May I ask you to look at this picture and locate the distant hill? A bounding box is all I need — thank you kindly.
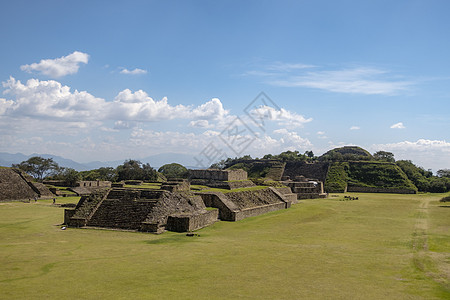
[320,146,373,161]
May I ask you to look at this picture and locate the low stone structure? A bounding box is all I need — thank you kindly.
[166,209,219,232]
[161,179,190,192]
[65,188,216,233]
[197,187,292,221]
[189,169,255,190]
[282,176,327,199]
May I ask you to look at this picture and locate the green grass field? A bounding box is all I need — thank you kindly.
[1,193,449,299]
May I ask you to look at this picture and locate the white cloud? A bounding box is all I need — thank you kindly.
[266,62,315,72]
[1,77,236,128]
[350,126,360,130]
[189,120,212,128]
[2,77,105,121]
[120,68,147,75]
[371,139,450,171]
[20,51,89,78]
[390,122,406,129]
[247,63,413,95]
[113,120,133,130]
[0,98,13,115]
[191,98,229,120]
[273,128,312,149]
[249,105,312,128]
[317,131,325,135]
[110,89,191,121]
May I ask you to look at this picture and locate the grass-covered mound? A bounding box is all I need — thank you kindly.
[324,162,349,192]
[325,161,417,193]
[347,161,417,192]
[320,146,373,161]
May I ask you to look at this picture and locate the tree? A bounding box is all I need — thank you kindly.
[373,151,395,163]
[116,160,157,181]
[158,163,188,179]
[437,169,450,178]
[80,167,118,182]
[12,156,59,181]
[305,151,314,159]
[60,168,81,187]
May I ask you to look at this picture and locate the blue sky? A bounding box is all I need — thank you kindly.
[0,0,449,171]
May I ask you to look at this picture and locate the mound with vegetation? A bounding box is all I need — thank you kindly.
[324,161,417,193]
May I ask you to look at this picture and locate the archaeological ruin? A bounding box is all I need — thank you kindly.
[0,168,53,201]
[64,169,301,233]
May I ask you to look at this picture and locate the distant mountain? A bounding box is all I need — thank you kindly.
[0,152,91,171]
[0,152,202,171]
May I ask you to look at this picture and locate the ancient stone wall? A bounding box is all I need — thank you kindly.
[197,187,291,221]
[161,179,190,192]
[77,181,112,188]
[283,162,329,182]
[189,169,247,181]
[346,185,417,194]
[166,209,219,232]
[235,203,287,221]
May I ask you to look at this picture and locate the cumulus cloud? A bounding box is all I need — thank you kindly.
[273,128,312,148]
[0,98,13,115]
[20,51,89,78]
[1,77,105,120]
[110,89,192,121]
[249,105,312,128]
[120,68,147,75]
[350,126,360,130]
[191,98,229,120]
[390,122,406,129]
[1,77,235,128]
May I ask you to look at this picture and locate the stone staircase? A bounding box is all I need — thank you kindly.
[86,188,161,230]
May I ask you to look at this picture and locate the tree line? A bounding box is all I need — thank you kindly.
[11,150,450,193]
[12,157,189,184]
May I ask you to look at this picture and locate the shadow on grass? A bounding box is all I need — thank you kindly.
[144,234,201,245]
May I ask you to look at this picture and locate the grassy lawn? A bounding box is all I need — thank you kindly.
[0,193,449,299]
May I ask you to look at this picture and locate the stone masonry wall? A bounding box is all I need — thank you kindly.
[166,209,219,232]
[189,169,247,181]
[283,162,329,182]
[347,185,417,194]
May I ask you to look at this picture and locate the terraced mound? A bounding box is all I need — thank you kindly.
[0,168,53,201]
[324,161,417,193]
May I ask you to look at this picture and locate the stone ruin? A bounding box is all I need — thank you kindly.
[0,168,53,201]
[190,169,248,181]
[281,175,327,199]
[44,180,112,196]
[64,170,299,233]
[64,187,218,234]
[189,169,256,190]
